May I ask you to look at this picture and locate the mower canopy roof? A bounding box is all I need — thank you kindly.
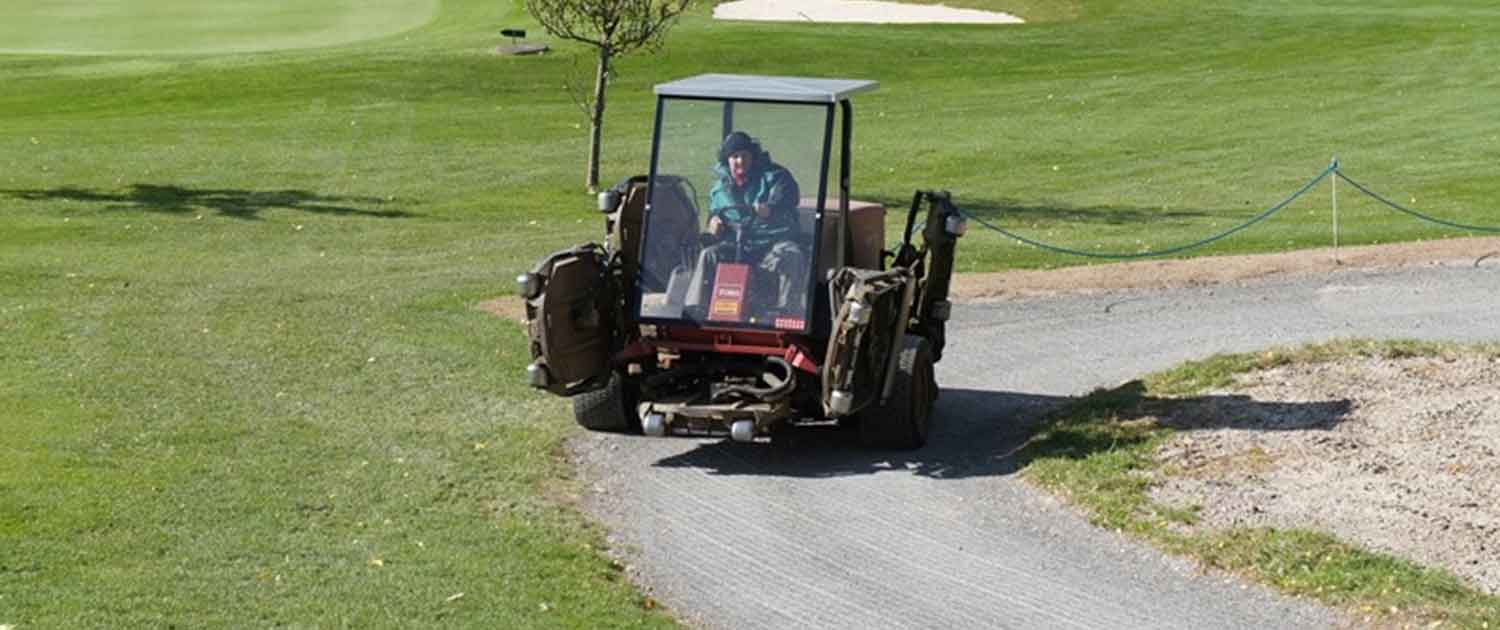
[655,74,878,103]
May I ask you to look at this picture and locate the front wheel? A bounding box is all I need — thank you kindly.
[572,371,639,433]
[858,335,937,449]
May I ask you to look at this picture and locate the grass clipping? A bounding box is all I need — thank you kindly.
[1018,340,1500,629]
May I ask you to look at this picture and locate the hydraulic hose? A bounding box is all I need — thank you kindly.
[710,356,796,403]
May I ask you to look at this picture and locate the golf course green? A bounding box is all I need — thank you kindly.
[2,0,1497,627]
[0,0,439,55]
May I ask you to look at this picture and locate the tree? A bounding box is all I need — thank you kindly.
[526,0,695,192]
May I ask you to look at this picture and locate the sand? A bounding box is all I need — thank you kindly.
[713,0,1024,24]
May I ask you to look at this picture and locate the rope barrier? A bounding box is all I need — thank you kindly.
[1333,170,1500,234]
[958,164,1335,260]
[956,162,1500,260]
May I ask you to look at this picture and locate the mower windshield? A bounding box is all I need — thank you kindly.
[636,98,830,333]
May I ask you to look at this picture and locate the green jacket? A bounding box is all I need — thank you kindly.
[708,160,801,253]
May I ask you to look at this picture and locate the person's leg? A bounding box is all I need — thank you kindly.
[760,241,807,313]
[683,242,729,316]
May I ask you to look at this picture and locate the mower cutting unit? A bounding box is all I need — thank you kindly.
[519,74,966,448]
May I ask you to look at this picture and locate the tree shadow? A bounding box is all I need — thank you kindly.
[651,381,1352,480]
[1,184,415,220]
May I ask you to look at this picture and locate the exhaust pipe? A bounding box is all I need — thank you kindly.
[642,412,667,437]
[729,420,755,443]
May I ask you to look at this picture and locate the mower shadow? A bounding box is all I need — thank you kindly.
[650,381,1353,480]
[1,184,414,220]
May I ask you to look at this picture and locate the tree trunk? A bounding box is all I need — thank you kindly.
[586,46,611,193]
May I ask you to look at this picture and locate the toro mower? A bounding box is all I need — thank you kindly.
[518,74,966,448]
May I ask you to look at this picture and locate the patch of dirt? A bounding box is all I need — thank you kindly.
[1151,354,1500,595]
[949,236,1500,300]
[478,296,526,323]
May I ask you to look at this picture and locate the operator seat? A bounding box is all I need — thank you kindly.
[640,175,700,293]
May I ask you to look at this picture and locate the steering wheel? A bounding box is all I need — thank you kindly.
[699,202,756,259]
[703,203,755,244]
[720,203,757,225]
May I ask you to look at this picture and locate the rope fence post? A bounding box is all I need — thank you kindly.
[1331,155,1340,265]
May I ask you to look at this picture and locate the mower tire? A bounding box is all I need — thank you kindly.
[572,371,639,433]
[859,334,937,449]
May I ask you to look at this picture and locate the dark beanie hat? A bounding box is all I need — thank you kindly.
[718,131,760,163]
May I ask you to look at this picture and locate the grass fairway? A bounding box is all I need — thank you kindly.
[2,0,1499,627]
[0,0,438,55]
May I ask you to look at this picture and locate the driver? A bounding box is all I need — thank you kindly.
[684,131,807,319]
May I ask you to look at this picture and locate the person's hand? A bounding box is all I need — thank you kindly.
[754,202,771,219]
[707,215,724,237]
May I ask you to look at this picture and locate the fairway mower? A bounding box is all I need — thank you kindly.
[518,74,966,448]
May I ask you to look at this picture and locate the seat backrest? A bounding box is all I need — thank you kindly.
[799,197,885,274]
[640,175,701,291]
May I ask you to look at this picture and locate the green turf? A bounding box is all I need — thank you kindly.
[3,0,1500,626]
[0,0,438,55]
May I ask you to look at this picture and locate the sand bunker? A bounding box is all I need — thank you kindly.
[713,0,1023,24]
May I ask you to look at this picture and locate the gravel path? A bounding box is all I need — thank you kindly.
[569,261,1499,629]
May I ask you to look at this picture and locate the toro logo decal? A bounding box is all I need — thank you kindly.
[708,263,750,323]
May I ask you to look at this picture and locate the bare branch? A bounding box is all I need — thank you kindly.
[528,0,692,55]
[522,0,695,190]
[562,54,595,118]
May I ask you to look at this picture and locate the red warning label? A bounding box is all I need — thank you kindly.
[707,263,749,323]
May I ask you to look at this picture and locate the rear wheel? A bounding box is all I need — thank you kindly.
[572,371,639,433]
[858,335,936,449]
